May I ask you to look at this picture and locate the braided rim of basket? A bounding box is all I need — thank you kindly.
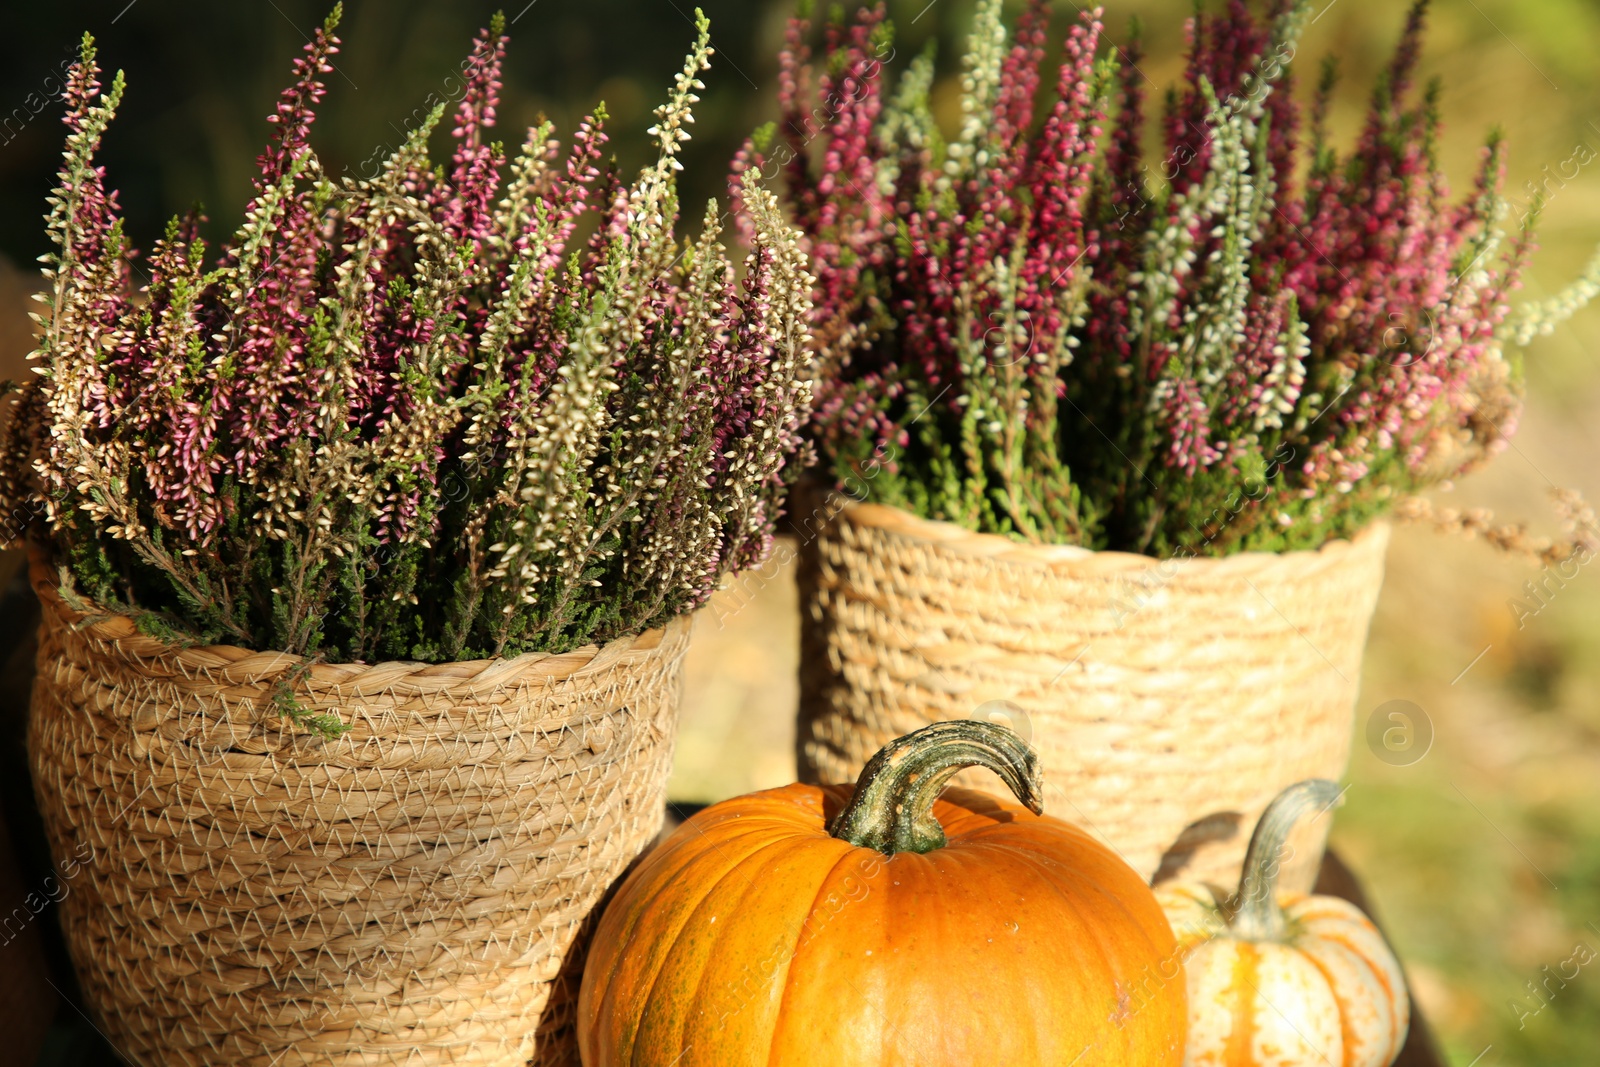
[821,495,1391,576]
[26,541,692,693]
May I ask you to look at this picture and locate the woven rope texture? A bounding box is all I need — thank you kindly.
[796,498,1389,893]
[26,554,689,1067]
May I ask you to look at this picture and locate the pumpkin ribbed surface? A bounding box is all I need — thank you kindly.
[1157,886,1409,1067]
[580,781,1186,1066]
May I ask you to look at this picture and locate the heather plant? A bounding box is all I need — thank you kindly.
[0,7,813,667]
[763,0,1589,556]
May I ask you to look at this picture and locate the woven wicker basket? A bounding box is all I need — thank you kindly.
[25,553,690,1067]
[796,496,1389,893]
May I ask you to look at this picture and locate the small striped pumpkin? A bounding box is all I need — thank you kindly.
[1154,780,1409,1067]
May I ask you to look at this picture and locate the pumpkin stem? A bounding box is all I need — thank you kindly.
[827,718,1045,855]
[1229,778,1344,941]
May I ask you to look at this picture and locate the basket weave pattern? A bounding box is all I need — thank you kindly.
[797,500,1389,892]
[26,558,689,1067]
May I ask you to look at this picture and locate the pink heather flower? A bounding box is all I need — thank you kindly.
[7,9,814,665]
[787,0,1543,555]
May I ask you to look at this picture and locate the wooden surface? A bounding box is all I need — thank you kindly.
[0,555,58,1066]
[8,804,1449,1066]
[0,801,56,1066]
[10,823,1449,1066]
[0,557,1444,1067]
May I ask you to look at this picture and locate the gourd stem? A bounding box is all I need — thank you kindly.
[1229,778,1344,941]
[828,719,1045,855]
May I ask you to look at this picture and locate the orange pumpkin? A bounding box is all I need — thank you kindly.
[578,720,1186,1066]
[1154,780,1411,1067]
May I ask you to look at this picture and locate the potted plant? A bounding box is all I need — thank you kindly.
[758,0,1595,891]
[0,8,812,1065]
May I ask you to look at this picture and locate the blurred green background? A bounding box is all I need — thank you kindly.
[0,1,1596,1064]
